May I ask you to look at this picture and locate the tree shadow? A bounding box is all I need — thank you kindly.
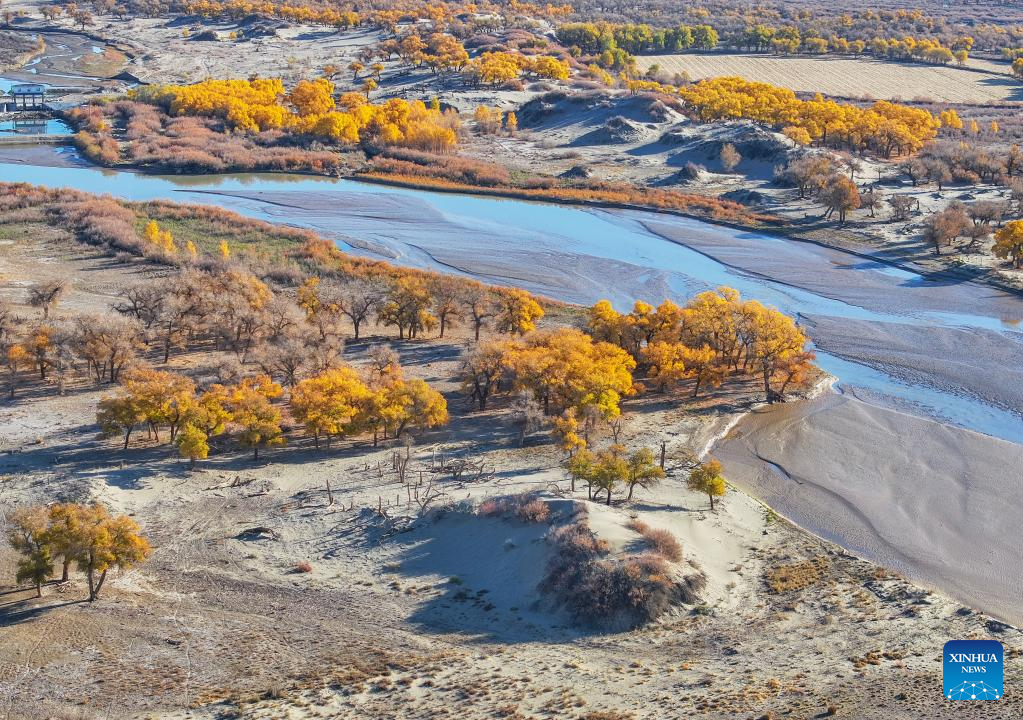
[389,508,584,644]
[0,595,87,628]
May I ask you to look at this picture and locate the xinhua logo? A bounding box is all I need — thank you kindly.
[943,640,1003,700]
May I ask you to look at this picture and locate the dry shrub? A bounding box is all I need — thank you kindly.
[371,147,512,186]
[295,561,313,573]
[626,519,683,562]
[67,100,345,175]
[478,493,552,523]
[539,521,701,629]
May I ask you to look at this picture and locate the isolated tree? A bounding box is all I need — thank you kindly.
[993,220,1023,269]
[821,175,861,225]
[889,195,915,221]
[72,9,92,29]
[76,504,152,601]
[719,143,741,172]
[624,448,665,501]
[860,188,883,218]
[687,459,726,510]
[28,280,66,320]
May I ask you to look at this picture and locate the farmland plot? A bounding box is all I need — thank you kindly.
[636,53,1023,104]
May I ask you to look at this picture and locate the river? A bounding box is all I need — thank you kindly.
[3,150,1022,622]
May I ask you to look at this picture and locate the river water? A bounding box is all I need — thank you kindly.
[3,153,1023,620]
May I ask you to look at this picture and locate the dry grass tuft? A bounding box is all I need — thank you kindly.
[765,556,830,594]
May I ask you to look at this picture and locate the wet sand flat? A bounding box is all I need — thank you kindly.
[715,391,1023,624]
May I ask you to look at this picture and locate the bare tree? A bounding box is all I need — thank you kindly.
[860,188,883,218]
[719,143,741,172]
[331,278,384,341]
[923,202,971,255]
[510,391,545,447]
[463,286,496,341]
[888,195,915,222]
[28,281,67,320]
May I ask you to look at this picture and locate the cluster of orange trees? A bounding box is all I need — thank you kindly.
[372,33,570,85]
[133,78,460,151]
[462,286,813,439]
[587,287,813,404]
[7,504,151,600]
[96,356,447,465]
[464,51,571,86]
[674,77,940,157]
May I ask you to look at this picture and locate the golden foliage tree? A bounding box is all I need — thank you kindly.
[687,458,726,510]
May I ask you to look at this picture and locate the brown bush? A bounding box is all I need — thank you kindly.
[541,520,705,629]
[478,493,552,523]
[626,519,683,562]
[295,561,313,573]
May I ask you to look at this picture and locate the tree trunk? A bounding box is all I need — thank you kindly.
[627,483,635,501]
[123,428,131,450]
[708,492,715,511]
[189,456,196,470]
[61,558,70,582]
[91,568,108,601]
[326,476,334,505]
[763,366,772,402]
[254,446,259,460]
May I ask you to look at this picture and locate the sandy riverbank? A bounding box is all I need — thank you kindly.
[714,389,1023,625]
